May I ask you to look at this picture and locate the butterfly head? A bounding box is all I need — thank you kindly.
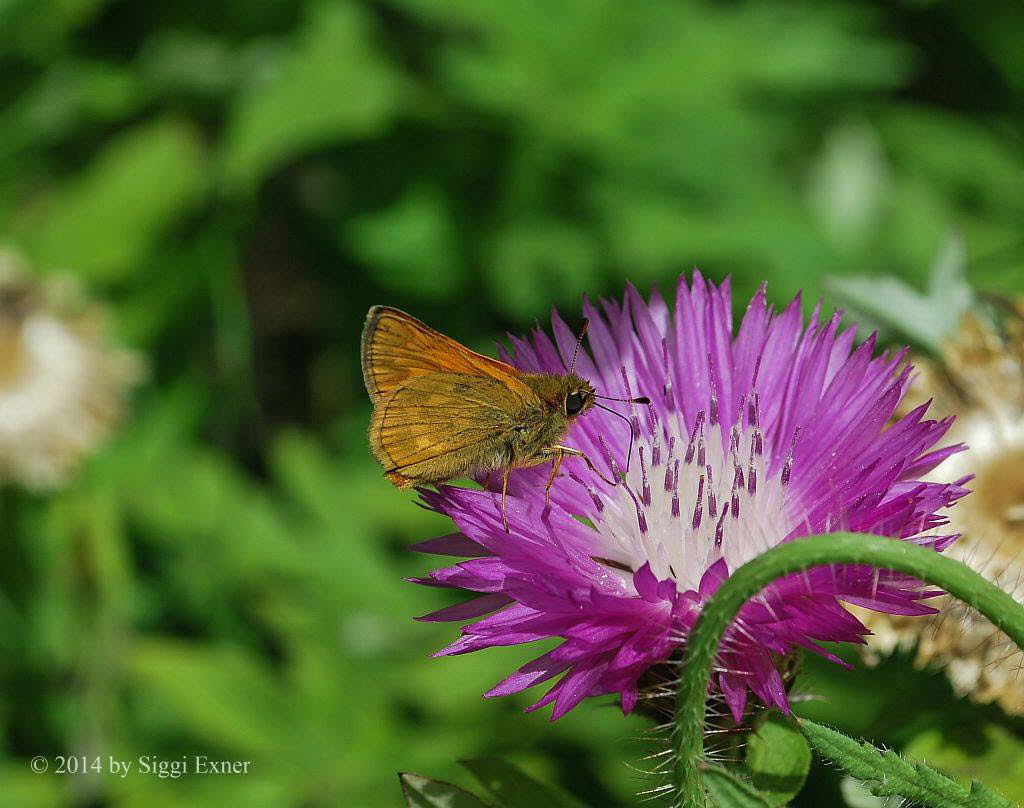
[561,375,596,420]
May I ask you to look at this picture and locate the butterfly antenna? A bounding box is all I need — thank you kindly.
[593,401,646,475]
[569,318,589,374]
[594,393,651,405]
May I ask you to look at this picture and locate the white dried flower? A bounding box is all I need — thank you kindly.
[0,250,144,490]
[856,299,1024,714]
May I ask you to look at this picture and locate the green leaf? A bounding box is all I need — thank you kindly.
[701,764,771,807]
[839,776,901,807]
[460,758,584,808]
[807,120,887,250]
[139,30,236,97]
[0,764,66,808]
[9,117,207,281]
[973,781,1017,806]
[825,232,971,351]
[904,724,1024,804]
[484,220,599,318]
[928,233,970,310]
[399,772,493,808]
[744,713,811,806]
[126,640,296,757]
[0,59,142,154]
[347,185,465,301]
[798,718,1012,808]
[879,108,1024,218]
[220,2,405,191]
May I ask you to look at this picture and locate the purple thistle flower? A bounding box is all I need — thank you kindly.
[410,272,968,721]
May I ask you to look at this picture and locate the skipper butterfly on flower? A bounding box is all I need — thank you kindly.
[360,305,647,530]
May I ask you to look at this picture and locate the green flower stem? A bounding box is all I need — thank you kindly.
[673,533,1024,807]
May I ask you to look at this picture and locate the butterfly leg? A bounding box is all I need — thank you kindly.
[501,468,510,533]
[544,449,564,509]
[546,445,619,487]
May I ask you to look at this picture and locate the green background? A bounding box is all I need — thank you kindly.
[0,0,1022,805]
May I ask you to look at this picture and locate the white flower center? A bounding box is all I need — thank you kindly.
[580,395,801,592]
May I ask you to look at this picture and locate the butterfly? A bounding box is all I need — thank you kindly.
[361,306,647,531]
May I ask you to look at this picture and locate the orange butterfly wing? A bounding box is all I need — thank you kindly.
[361,306,536,486]
[369,374,526,486]
[361,306,529,402]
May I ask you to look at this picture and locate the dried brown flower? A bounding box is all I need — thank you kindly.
[855,296,1024,713]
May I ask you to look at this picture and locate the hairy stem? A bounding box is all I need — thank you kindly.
[673,533,1024,807]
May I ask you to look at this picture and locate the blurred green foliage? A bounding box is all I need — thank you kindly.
[0,0,1022,805]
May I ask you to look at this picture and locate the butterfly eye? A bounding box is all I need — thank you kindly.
[564,391,585,417]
